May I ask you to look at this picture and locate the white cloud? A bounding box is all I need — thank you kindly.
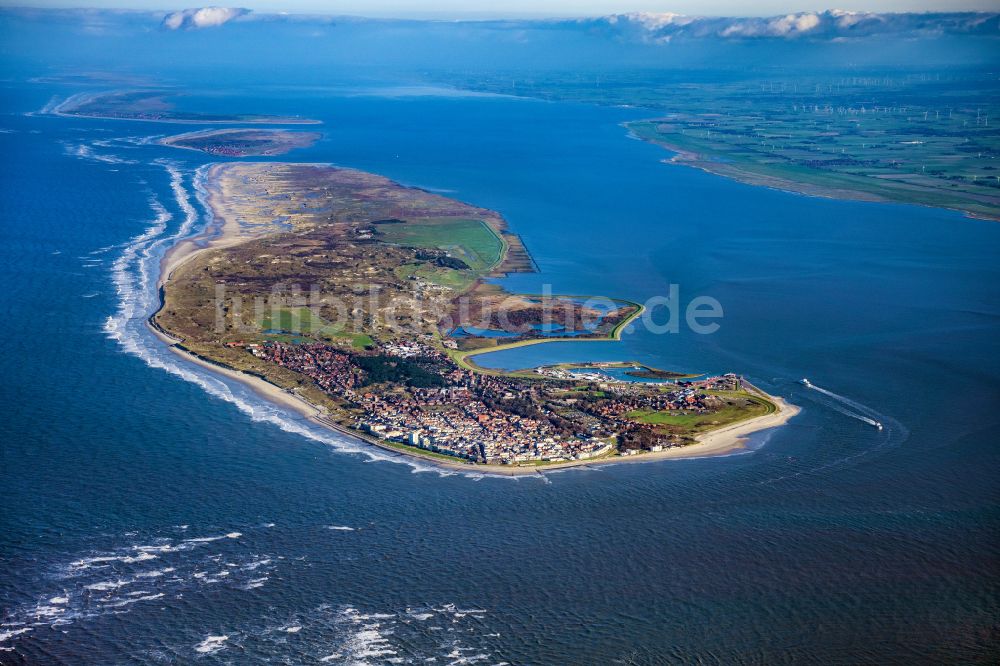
[600,10,999,41]
[161,7,249,30]
[623,12,695,31]
[830,10,876,30]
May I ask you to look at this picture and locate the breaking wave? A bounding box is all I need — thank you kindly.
[181,603,502,663]
[97,160,479,480]
[62,141,139,165]
[0,518,503,663]
[0,526,281,651]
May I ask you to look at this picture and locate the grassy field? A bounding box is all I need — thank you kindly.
[394,262,477,291]
[261,306,372,349]
[261,306,321,332]
[628,391,773,435]
[379,218,505,272]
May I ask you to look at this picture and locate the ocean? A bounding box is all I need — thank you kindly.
[1,79,998,664]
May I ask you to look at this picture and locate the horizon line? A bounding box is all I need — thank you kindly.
[2,4,999,22]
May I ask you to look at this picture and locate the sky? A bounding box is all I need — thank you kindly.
[4,1,999,19]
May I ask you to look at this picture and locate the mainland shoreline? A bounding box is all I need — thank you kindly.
[626,125,1000,224]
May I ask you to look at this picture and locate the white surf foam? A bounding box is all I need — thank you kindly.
[138,602,501,663]
[242,577,269,590]
[70,551,158,570]
[241,558,271,570]
[62,141,138,165]
[97,162,508,480]
[182,531,241,544]
[0,524,283,649]
[135,567,176,578]
[194,634,229,654]
[38,94,62,115]
[0,627,32,643]
[101,592,165,609]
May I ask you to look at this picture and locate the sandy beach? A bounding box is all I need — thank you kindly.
[157,164,241,287]
[157,162,307,289]
[149,318,800,476]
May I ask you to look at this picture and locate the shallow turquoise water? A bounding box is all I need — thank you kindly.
[1,79,998,664]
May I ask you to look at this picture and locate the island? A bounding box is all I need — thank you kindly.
[151,162,797,473]
[160,129,321,156]
[52,89,320,125]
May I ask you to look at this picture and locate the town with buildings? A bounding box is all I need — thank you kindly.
[240,339,748,466]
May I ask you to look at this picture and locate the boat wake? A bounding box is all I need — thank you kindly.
[760,379,909,485]
[801,378,883,430]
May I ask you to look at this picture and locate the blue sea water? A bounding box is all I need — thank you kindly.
[1,78,999,665]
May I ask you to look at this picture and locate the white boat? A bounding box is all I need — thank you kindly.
[860,416,884,430]
[800,378,812,387]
